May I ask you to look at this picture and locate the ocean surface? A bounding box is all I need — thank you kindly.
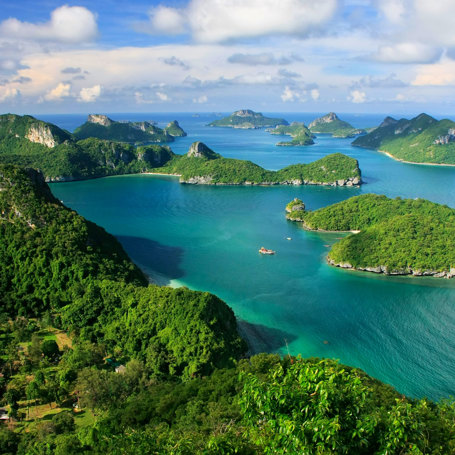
[41,112,455,400]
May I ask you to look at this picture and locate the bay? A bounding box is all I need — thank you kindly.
[44,112,455,400]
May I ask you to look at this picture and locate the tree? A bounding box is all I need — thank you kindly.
[41,339,60,361]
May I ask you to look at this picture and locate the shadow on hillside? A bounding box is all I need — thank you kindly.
[116,235,185,286]
[237,320,297,355]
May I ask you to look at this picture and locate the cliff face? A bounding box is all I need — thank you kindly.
[187,141,219,159]
[309,112,338,129]
[87,114,113,127]
[26,124,58,148]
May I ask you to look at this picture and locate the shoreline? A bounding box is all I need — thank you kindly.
[378,150,455,167]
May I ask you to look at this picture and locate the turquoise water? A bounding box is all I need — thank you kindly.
[46,113,455,400]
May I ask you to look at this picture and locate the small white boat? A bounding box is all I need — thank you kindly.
[259,247,275,255]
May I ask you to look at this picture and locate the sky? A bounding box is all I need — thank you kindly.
[1,0,455,115]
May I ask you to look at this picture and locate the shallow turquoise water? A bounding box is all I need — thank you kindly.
[47,113,455,400]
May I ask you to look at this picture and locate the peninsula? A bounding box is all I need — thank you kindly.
[208,109,288,129]
[152,141,362,186]
[267,122,315,146]
[286,193,455,278]
[309,112,364,138]
[73,114,186,143]
[352,113,455,165]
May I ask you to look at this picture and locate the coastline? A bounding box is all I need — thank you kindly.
[378,150,455,167]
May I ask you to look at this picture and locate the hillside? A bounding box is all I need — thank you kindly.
[73,114,185,143]
[208,109,288,129]
[267,122,315,146]
[286,193,455,278]
[0,114,175,181]
[309,112,364,138]
[154,141,362,186]
[352,113,455,164]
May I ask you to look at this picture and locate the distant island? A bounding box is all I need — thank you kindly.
[352,113,455,165]
[73,114,186,143]
[309,112,364,138]
[208,109,288,129]
[0,114,175,181]
[267,122,315,146]
[151,141,362,186]
[286,194,455,278]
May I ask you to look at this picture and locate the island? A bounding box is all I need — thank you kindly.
[267,122,315,146]
[208,109,288,129]
[352,113,455,165]
[309,112,364,138]
[286,193,455,278]
[73,114,186,143]
[151,141,362,186]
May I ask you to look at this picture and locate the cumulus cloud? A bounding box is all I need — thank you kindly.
[160,56,190,70]
[228,53,293,66]
[193,95,208,103]
[78,84,101,102]
[156,91,169,101]
[412,59,455,86]
[373,43,441,64]
[0,6,98,43]
[0,86,19,102]
[310,88,320,100]
[44,82,71,101]
[349,90,366,103]
[145,0,337,43]
[281,85,305,102]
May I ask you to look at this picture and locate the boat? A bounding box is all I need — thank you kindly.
[259,247,275,255]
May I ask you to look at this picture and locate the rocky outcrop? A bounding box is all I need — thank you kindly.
[87,114,113,127]
[233,109,257,117]
[327,258,455,279]
[187,141,218,159]
[164,120,187,137]
[26,124,58,148]
[181,175,214,184]
[309,112,338,129]
[131,121,155,132]
[433,129,455,145]
[379,116,398,128]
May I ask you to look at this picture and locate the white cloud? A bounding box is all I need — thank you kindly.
[156,91,169,101]
[395,93,405,101]
[377,0,408,24]
[0,6,98,43]
[146,0,337,43]
[78,84,101,102]
[193,95,208,103]
[310,88,320,100]
[281,86,304,102]
[373,43,441,64]
[148,6,186,35]
[0,86,19,102]
[44,82,71,101]
[349,90,366,103]
[228,53,293,66]
[412,59,455,86]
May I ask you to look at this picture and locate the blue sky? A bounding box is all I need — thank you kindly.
[1,0,455,115]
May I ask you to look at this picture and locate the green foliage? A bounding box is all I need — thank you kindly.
[353,113,455,164]
[164,120,187,137]
[156,152,361,185]
[309,113,363,138]
[209,110,288,128]
[268,122,315,146]
[290,194,455,274]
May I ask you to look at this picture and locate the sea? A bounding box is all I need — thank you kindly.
[38,112,455,400]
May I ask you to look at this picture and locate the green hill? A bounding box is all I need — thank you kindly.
[73,114,182,144]
[267,122,315,146]
[209,109,288,129]
[309,112,364,138]
[0,114,175,181]
[286,193,455,278]
[352,113,455,164]
[154,142,362,186]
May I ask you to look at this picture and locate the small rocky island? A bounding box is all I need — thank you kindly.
[267,122,315,146]
[152,141,362,186]
[309,112,364,138]
[352,113,455,165]
[208,109,288,129]
[286,193,455,278]
[73,114,186,143]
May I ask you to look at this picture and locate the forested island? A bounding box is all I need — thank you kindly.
[73,114,186,143]
[267,122,315,146]
[151,141,362,186]
[208,109,288,129]
[286,194,455,278]
[352,113,455,165]
[309,112,364,138]
[1,165,455,453]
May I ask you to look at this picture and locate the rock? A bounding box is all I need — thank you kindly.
[87,114,113,127]
[379,116,398,128]
[26,124,58,148]
[181,175,213,184]
[309,112,339,129]
[187,141,218,159]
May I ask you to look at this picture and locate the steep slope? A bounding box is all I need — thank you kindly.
[267,122,315,146]
[208,109,288,129]
[309,112,364,138]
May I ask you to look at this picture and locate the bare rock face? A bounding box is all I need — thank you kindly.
[309,112,338,129]
[233,109,257,117]
[187,141,218,159]
[87,114,113,127]
[26,124,57,148]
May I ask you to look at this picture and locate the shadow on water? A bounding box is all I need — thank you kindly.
[238,319,297,355]
[116,235,185,285]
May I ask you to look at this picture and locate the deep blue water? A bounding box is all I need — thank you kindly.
[42,112,455,400]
